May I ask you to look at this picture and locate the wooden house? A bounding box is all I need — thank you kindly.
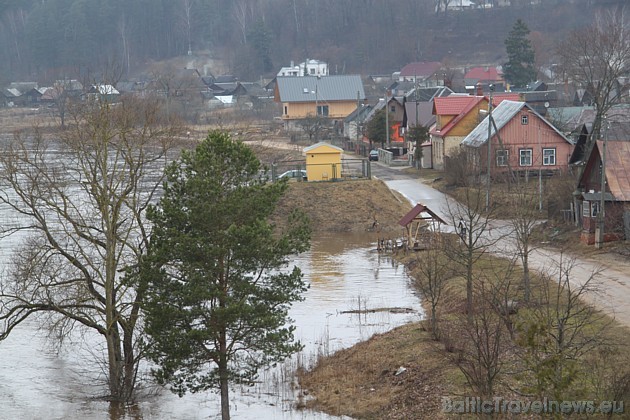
[430,95,488,170]
[576,135,630,244]
[461,100,574,178]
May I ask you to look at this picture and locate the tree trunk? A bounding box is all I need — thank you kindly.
[431,302,439,339]
[106,324,123,399]
[466,246,473,317]
[219,329,230,420]
[523,249,530,303]
[122,326,136,401]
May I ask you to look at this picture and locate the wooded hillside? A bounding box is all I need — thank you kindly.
[0,0,624,83]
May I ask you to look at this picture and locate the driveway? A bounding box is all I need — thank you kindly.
[371,162,630,328]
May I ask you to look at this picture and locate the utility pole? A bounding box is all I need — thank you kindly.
[485,84,494,212]
[415,76,419,169]
[538,125,543,212]
[595,118,609,249]
[356,91,361,151]
[385,89,390,148]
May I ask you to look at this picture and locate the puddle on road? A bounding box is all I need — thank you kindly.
[0,232,423,419]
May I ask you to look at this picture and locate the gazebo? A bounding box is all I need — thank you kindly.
[398,203,446,249]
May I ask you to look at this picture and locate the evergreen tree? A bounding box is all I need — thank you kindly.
[407,125,429,168]
[140,130,311,420]
[366,108,394,149]
[503,19,536,89]
[248,19,274,74]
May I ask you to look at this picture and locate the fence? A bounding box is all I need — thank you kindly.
[271,158,371,182]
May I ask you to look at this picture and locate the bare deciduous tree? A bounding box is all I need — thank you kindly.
[454,276,508,399]
[445,180,506,317]
[0,97,183,402]
[515,256,609,401]
[297,114,328,142]
[412,231,453,339]
[557,9,630,151]
[509,183,543,303]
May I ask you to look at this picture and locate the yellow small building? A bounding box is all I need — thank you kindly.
[304,142,343,181]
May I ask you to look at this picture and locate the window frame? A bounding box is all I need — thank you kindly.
[521,114,529,125]
[317,105,329,116]
[496,149,509,167]
[542,148,556,166]
[519,148,533,166]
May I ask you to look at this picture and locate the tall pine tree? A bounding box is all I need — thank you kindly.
[140,130,311,420]
[503,19,536,89]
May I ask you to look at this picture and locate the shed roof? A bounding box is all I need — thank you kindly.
[461,100,570,148]
[398,203,446,227]
[303,142,343,153]
[276,75,365,103]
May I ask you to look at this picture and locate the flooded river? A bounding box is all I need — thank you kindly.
[0,232,422,419]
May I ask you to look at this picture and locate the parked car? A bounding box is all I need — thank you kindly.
[278,169,307,181]
[369,150,379,161]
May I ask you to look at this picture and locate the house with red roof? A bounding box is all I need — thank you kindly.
[430,95,488,170]
[464,66,504,90]
[430,93,521,170]
[398,62,443,87]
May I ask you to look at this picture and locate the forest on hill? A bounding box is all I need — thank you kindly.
[0,0,624,83]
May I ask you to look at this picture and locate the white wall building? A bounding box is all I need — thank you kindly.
[277,59,329,77]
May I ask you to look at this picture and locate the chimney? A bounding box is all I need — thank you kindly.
[476,82,483,96]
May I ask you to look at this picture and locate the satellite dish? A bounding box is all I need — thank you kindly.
[544,101,550,108]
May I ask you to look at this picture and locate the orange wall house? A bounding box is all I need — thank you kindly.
[275,75,365,131]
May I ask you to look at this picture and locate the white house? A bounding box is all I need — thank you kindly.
[277,59,329,77]
[435,0,476,11]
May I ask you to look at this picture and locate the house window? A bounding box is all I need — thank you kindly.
[543,148,556,165]
[496,149,509,166]
[317,105,329,116]
[284,106,288,115]
[310,68,315,75]
[390,105,396,113]
[591,201,600,217]
[582,201,590,218]
[521,114,529,125]
[519,149,533,166]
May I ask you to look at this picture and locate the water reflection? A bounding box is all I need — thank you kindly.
[0,232,422,419]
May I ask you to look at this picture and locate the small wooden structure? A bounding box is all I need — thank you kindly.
[303,142,343,181]
[398,203,446,249]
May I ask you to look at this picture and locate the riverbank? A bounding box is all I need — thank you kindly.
[290,175,630,420]
[272,179,412,234]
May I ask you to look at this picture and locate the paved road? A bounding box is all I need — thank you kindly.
[370,161,630,328]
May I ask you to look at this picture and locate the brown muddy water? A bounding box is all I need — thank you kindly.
[0,232,423,420]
